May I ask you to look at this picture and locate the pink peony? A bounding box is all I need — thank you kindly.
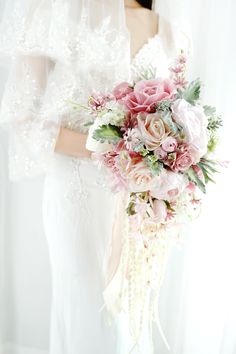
[137,113,167,150]
[172,99,208,161]
[112,82,133,101]
[123,78,176,114]
[161,137,177,152]
[152,200,168,223]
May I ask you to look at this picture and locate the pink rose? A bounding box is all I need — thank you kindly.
[112,82,133,101]
[152,200,167,223]
[174,150,194,172]
[172,99,208,161]
[161,137,177,152]
[150,169,188,201]
[123,78,176,114]
[165,144,194,172]
[137,113,167,150]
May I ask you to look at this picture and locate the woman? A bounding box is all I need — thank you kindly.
[0,0,190,353]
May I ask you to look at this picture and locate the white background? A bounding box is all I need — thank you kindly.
[0,0,236,353]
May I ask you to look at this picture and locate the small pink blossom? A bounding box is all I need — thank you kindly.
[174,77,188,89]
[177,54,187,65]
[154,147,167,160]
[161,137,178,152]
[123,128,141,150]
[89,92,112,111]
[186,182,196,193]
[112,82,133,101]
[169,64,184,74]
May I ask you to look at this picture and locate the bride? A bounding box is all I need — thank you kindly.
[0,0,190,353]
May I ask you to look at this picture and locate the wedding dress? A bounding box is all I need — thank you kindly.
[0,1,190,353]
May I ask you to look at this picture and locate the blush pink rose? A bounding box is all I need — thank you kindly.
[112,82,133,101]
[123,78,176,114]
[127,160,156,192]
[137,113,167,150]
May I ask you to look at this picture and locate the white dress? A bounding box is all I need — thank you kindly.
[41,17,190,354]
[0,11,190,354]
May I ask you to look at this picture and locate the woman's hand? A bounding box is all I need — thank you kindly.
[54,127,92,159]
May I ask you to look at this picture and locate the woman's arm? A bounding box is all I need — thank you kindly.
[54,127,91,159]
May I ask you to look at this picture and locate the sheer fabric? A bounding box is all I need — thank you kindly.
[0,0,130,180]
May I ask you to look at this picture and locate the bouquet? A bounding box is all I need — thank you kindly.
[85,53,221,238]
[72,53,222,349]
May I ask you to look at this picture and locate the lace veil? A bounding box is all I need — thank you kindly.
[0,0,130,179]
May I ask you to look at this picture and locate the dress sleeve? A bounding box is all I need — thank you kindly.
[0,55,62,180]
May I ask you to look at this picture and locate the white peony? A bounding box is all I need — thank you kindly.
[150,169,188,201]
[172,99,208,161]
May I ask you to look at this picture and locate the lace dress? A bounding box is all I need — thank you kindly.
[0,11,190,354]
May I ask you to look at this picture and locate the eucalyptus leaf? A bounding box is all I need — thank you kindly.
[161,110,178,135]
[182,79,201,105]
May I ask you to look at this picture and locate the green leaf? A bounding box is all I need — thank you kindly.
[145,156,164,176]
[200,159,219,173]
[126,201,136,216]
[157,100,172,112]
[182,79,201,104]
[84,121,94,127]
[187,167,206,193]
[161,111,179,135]
[197,164,216,184]
[204,105,217,116]
[93,124,122,144]
[133,143,149,156]
[207,115,223,131]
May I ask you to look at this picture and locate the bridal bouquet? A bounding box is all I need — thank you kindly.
[72,53,222,348]
[85,53,221,242]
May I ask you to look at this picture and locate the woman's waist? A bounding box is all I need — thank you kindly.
[46,153,108,188]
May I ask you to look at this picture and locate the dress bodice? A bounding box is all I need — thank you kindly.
[61,15,190,134]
